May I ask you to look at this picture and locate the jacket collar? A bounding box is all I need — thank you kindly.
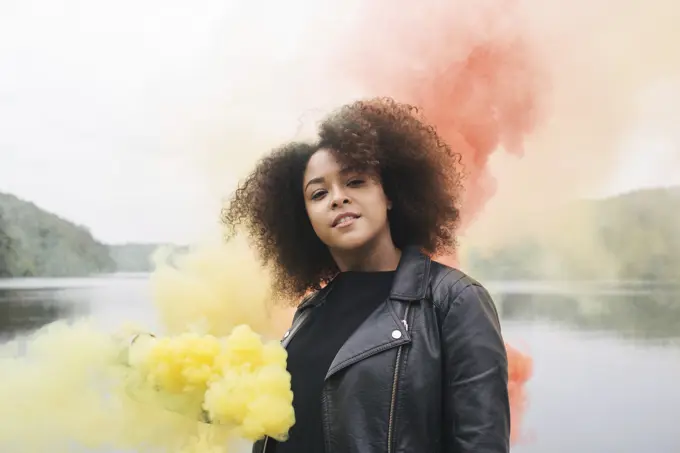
[299,245,431,310]
[389,245,430,301]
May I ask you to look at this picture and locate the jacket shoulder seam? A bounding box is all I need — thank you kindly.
[430,269,472,311]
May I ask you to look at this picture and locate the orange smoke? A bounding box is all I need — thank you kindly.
[335,0,548,228]
[331,0,544,443]
[506,342,533,444]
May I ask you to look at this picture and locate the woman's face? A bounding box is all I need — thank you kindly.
[303,148,392,253]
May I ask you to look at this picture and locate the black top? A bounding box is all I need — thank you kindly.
[272,270,396,453]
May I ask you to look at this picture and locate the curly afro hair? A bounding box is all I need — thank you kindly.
[222,97,464,303]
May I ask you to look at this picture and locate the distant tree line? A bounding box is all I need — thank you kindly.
[0,193,165,277]
[1,187,679,280]
[464,187,680,282]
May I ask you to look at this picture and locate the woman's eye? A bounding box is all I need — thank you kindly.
[347,179,365,187]
[311,190,326,200]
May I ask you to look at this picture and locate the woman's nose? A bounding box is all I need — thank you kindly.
[330,192,351,209]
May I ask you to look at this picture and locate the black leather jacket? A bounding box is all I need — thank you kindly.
[253,246,510,453]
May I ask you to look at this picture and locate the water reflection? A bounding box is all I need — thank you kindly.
[0,278,679,453]
[0,276,155,342]
[497,290,680,342]
[1,278,679,343]
[0,288,88,341]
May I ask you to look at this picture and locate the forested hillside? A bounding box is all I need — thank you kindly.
[465,186,680,282]
[0,193,115,277]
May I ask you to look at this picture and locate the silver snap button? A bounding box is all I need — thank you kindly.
[391,330,402,339]
[283,330,290,338]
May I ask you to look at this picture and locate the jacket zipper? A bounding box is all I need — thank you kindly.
[262,303,411,453]
[387,304,411,453]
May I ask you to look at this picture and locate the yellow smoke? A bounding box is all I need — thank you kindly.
[0,238,295,453]
[149,237,292,340]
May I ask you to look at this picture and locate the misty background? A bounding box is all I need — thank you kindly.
[1,0,679,452]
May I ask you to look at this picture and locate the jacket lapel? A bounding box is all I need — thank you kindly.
[325,299,411,380]
[324,246,431,380]
[280,282,336,347]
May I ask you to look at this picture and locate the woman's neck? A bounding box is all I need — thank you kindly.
[331,234,401,273]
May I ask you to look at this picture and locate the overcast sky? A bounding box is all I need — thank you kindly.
[0,0,315,244]
[1,0,678,245]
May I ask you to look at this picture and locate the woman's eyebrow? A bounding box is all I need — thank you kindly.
[304,176,325,191]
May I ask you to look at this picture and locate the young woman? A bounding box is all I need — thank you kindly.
[223,98,510,453]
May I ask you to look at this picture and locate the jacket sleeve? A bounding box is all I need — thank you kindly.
[440,282,510,453]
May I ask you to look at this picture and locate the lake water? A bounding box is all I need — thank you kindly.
[1,275,679,453]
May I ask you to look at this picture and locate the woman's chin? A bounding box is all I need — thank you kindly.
[328,234,372,254]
